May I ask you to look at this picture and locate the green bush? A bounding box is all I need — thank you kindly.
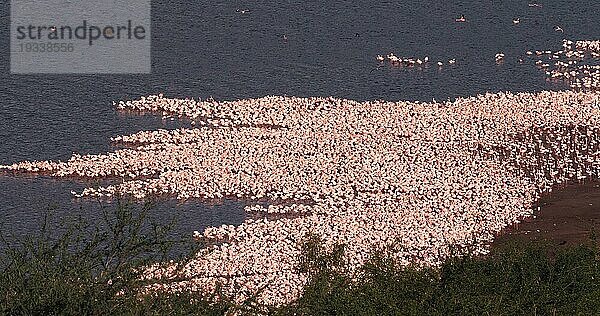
[2,203,599,315]
[0,200,241,315]
[280,236,600,316]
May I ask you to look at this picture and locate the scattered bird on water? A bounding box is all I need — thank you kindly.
[376,55,384,62]
[448,59,456,64]
[236,9,250,14]
[513,18,520,25]
[554,25,564,33]
[528,3,542,8]
[530,39,600,90]
[495,53,505,63]
[456,15,466,22]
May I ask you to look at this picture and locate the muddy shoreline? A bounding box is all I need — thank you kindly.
[492,181,600,250]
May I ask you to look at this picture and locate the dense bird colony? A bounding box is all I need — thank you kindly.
[2,91,600,305]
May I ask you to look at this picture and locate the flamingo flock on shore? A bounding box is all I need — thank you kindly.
[2,89,600,305]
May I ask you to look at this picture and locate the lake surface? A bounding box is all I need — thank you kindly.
[0,0,599,244]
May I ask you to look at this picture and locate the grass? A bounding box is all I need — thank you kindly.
[1,203,600,315]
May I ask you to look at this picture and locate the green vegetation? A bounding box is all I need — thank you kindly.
[0,201,245,315]
[278,235,600,316]
[1,203,600,315]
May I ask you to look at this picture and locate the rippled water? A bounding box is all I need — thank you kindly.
[0,0,599,243]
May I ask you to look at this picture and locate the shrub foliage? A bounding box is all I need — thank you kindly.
[1,203,599,315]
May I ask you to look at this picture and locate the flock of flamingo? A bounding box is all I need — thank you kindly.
[2,0,599,302]
[377,40,600,91]
[534,40,600,90]
[376,53,455,67]
[2,86,600,304]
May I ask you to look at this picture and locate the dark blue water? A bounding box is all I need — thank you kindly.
[0,0,599,243]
